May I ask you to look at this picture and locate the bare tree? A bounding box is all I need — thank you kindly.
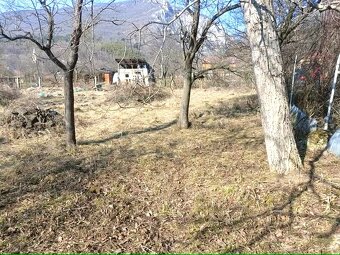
[175,0,241,128]
[0,0,87,146]
[274,0,340,44]
[241,0,303,173]
[0,0,117,146]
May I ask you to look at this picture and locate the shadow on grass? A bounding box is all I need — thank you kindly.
[78,119,177,145]
[0,127,180,252]
[187,148,339,253]
[211,94,259,118]
[0,154,92,210]
[231,149,338,251]
[1,100,338,252]
[0,139,148,252]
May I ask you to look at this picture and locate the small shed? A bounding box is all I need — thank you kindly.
[99,68,115,85]
[90,68,116,90]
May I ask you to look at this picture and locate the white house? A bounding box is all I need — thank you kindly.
[113,58,155,85]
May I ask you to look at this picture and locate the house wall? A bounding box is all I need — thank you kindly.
[115,67,150,85]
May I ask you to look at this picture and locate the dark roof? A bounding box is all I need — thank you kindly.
[115,58,148,65]
[98,67,116,73]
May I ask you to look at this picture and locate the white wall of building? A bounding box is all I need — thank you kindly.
[113,66,150,85]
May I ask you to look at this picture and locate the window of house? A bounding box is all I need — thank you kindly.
[125,74,129,78]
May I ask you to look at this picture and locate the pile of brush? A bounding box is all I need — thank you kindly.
[2,107,64,138]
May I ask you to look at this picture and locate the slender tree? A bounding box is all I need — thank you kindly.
[176,0,241,128]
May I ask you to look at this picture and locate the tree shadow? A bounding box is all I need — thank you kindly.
[189,147,339,253]
[0,138,157,251]
[0,153,94,210]
[0,133,169,211]
[211,94,259,118]
[234,148,338,251]
[78,119,177,145]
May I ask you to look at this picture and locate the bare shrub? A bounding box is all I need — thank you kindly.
[107,82,170,106]
[194,76,231,89]
[283,11,340,128]
[0,85,21,106]
[191,69,254,90]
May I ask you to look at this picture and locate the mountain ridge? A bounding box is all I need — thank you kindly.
[89,0,175,40]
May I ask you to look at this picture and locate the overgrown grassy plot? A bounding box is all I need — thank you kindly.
[0,87,339,253]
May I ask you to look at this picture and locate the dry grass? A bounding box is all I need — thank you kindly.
[105,83,171,107]
[0,86,339,253]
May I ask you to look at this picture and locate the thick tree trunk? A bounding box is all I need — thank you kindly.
[63,70,76,146]
[179,64,193,128]
[242,0,302,174]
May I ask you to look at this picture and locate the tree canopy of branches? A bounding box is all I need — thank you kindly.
[272,0,340,120]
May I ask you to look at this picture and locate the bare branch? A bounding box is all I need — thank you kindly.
[195,2,241,53]
[193,64,242,80]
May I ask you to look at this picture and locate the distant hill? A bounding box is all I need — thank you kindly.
[72,0,175,41]
[0,0,175,75]
[1,0,228,45]
[0,0,231,76]
[0,0,174,40]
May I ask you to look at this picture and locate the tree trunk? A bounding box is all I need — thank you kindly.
[242,0,302,174]
[63,70,76,146]
[179,64,193,128]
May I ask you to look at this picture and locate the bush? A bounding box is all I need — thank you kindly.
[0,85,21,106]
[108,82,170,106]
